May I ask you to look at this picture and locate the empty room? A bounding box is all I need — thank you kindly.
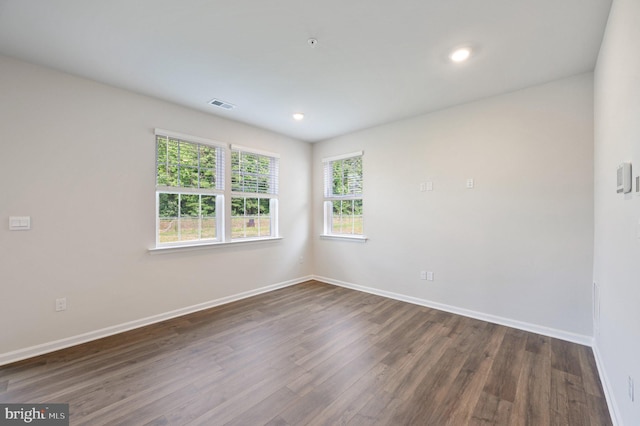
[0,0,638,425]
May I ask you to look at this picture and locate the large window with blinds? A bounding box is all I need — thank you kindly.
[155,130,279,248]
[155,131,225,246]
[231,145,279,239]
[322,151,364,237]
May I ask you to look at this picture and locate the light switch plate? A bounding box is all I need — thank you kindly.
[9,216,30,230]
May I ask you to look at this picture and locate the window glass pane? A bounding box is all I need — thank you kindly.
[330,199,363,235]
[346,157,363,195]
[167,138,179,165]
[231,216,245,238]
[332,161,344,196]
[330,157,363,197]
[157,163,170,186]
[157,136,168,164]
[200,145,216,169]
[179,166,198,188]
[245,197,259,237]
[353,199,363,234]
[232,150,278,195]
[231,196,272,239]
[199,168,214,189]
[179,194,200,241]
[245,197,258,216]
[179,140,198,167]
[231,197,244,217]
[201,195,216,239]
[180,194,199,217]
[158,193,179,243]
[259,198,271,236]
[259,198,270,215]
[324,154,363,236]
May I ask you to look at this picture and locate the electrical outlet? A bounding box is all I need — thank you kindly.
[427,271,434,281]
[420,271,427,280]
[466,178,474,189]
[55,297,67,312]
[630,376,635,402]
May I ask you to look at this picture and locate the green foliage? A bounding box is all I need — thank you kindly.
[158,193,216,218]
[332,199,363,216]
[331,157,362,196]
[231,197,271,238]
[156,136,219,189]
[231,197,270,216]
[327,156,363,235]
[231,151,275,194]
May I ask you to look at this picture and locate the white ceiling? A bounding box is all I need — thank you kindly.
[0,0,612,142]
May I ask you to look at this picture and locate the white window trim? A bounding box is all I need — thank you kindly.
[230,144,280,159]
[148,236,283,254]
[155,128,226,149]
[152,130,281,251]
[319,234,368,242]
[230,146,279,241]
[322,150,363,163]
[321,151,366,240]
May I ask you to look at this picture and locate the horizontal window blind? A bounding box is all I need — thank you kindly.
[323,152,363,198]
[231,147,279,195]
[156,133,225,192]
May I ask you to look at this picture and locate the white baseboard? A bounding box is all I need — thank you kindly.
[1,275,618,425]
[592,343,621,426]
[313,275,593,347]
[0,276,312,367]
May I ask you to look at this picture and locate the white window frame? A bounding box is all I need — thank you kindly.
[155,129,226,248]
[230,144,280,241]
[322,151,366,241]
[153,130,281,251]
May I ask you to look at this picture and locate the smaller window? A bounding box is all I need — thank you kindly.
[323,151,364,237]
[230,145,279,240]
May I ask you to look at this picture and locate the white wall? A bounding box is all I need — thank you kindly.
[594,0,640,424]
[313,74,595,340]
[0,55,313,359]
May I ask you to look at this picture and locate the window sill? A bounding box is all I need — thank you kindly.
[320,234,368,242]
[148,236,283,254]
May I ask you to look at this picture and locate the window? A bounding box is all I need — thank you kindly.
[156,130,225,246]
[231,145,279,239]
[323,151,364,237]
[154,130,280,248]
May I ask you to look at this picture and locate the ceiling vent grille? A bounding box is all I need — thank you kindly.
[208,99,236,110]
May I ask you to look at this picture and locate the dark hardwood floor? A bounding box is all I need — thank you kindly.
[0,281,611,425]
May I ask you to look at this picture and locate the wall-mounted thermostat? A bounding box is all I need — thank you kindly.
[617,162,632,193]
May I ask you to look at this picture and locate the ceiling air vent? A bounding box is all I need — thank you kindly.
[208,99,236,110]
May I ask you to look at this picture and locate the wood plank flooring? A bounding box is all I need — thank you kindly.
[0,280,612,425]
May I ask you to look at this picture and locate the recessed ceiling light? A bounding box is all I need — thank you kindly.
[450,47,471,63]
[292,112,305,121]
